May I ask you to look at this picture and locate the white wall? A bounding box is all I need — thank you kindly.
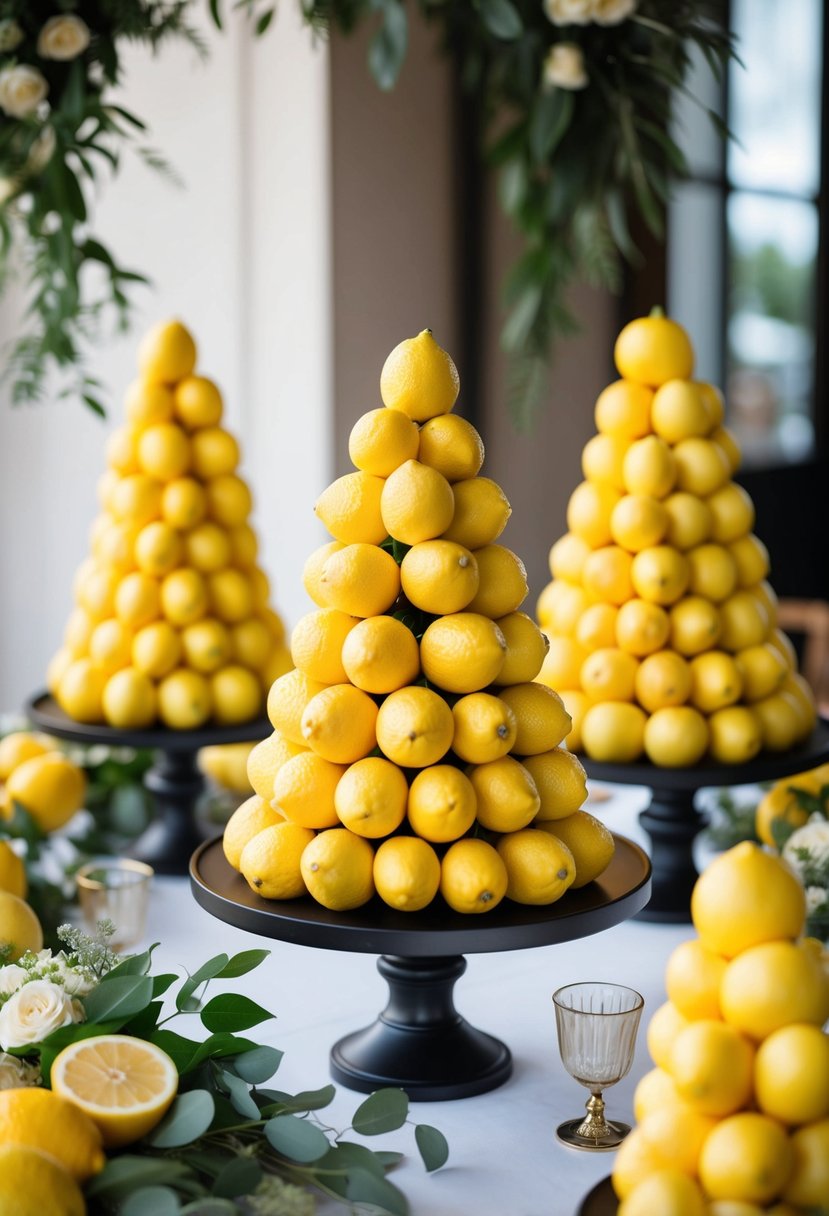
[0,9,331,710]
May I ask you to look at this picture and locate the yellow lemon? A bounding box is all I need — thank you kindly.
[755,1024,829,1125]
[47,648,74,694]
[0,1087,105,1181]
[52,1035,178,1148]
[497,682,571,754]
[769,628,797,669]
[300,828,375,910]
[450,692,517,764]
[301,684,378,764]
[348,407,420,476]
[594,379,653,438]
[663,491,713,551]
[523,747,587,820]
[696,380,725,426]
[206,474,252,527]
[88,619,133,676]
[580,648,639,702]
[581,701,647,762]
[441,476,511,549]
[124,378,174,428]
[375,685,454,767]
[223,794,284,870]
[665,938,726,1020]
[183,521,232,572]
[64,606,95,656]
[614,314,694,386]
[380,459,455,546]
[180,618,232,674]
[711,423,742,472]
[631,545,689,605]
[137,422,191,482]
[699,1113,792,1205]
[102,667,157,729]
[669,595,721,656]
[783,1119,829,1208]
[708,705,762,764]
[407,765,477,842]
[610,493,669,552]
[493,612,548,684]
[200,742,255,794]
[719,590,769,651]
[0,841,26,898]
[782,673,817,740]
[689,650,743,713]
[612,1128,669,1200]
[647,1000,690,1070]
[566,480,620,548]
[160,568,208,627]
[548,532,591,582]
[229,523,259,568]
[190,427,239,479]
[318,542,401,617]
[639,1106,719,1178]
[137,318,196,384]
[439,838,507,914]
[558,688,592,753]
[673,436,730,496]
[157,668,212,729]
[618,1171,706,1216]
[398,542,478,617]
[633,1067,685,1123]
[161,476,208,530]
[246,731,303,802]
[708,482,755,544]
[754,780,812,848]
[7,752,86,830]
[315,471,387,545]
[76,566,120,622]
[208,568,254,624]
[469,755,540,832]
[644,705,709,767]
[615,599,670,656]
[537,580,589,636]
[334,756,408,838]
[106,424,140,474]
[651,379,712,443]
[380,329,459,422]
[537,809,614,887]
[691,841,805,957]
[56,657,106,723]
[267,669,329,744]
[721,939,829,1041]
[240,821,314,899]
[729,533,770,587]
[210,665,262,725]
[582,545,634,605]
[0,1146,85,1216]
[97,468,121,512]
[373,837,441,912]
[420,612,506,693]
[686,542,738,602]
[0,891,42,959]
[752,691,803,752]
[111,473,163,526]
[669,1019,755,1116]
[575,603,619,651]
[231,617,273,670]
[418,413,485,482]
[290,608,358,685]
[272,752,345,829]
[340,615,420,694]
[0,732,54,781]
[581,432,629,490]
[623,435,677,499]
[497,829,574,905]
[134,520,183,578]
[466,544,528,618]
[173,375,223,429]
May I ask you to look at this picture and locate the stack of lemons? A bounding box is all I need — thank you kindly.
[537,312,815,767]
[754,762,829,847]
[613,841,829,1216]
[47,320,290,731]
[223,330,615,915]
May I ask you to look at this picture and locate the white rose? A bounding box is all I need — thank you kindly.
[544,0,595,26]
[0,965,28,998]
[805,885,827,915]
[0,65,48,119]
[37,14,90,62]
[49,955,95,997]
[0,980,78,1050]
[0,19,24,52]
[543,42,589,90]
[784,819,829,869]
[593,0,637,24]
[0,1051,39,1091]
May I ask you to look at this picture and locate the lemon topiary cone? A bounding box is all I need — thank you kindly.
[537,311,816,766]
[49,319,291,730]
[224,328,614,915]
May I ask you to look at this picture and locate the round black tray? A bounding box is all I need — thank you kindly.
[580,717,829,924]
[577,1176,615,1216]
[27,691,270,875]
[190,834,651,1101]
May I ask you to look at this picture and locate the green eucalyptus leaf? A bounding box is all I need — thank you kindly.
[265,1113,331,1162]
[177,954,229,1010]
[376,1150,404,1169]
[121,1000,164,1040]
[529,89,574,163]
[122,1187,180,1216]
[351,1088,409,1135]
[149,1090,215,1148]
[86,1157,193,1200]
[477,0,522,40]
[212,1156,263,1199]
[265,1083,335,1112]
[83,975,154,1024]
[415,1123,449,1171]
[232,1045,283,1084]
[221,1069,260,1119]
[149,1030,203,1073]
[214,949,270,979]
[345,1166,409,1216]
[109,947,157,978]
[200,994,273,1033]
[319,1141,386,1178]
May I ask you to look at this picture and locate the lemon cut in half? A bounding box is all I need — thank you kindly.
[51,1034,178,1148]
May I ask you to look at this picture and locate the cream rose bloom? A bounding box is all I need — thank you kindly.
[0,1051,39,1091]
[543,42,588,90]
[0,19,24,52]
[0,65,49,119]
[49,955,95,997]
[544,0,595,26]
[0,980,79,1050]
[593,0,637,24]
[784,818,829,870]
[0,965,27,998]
[37,14,91,61]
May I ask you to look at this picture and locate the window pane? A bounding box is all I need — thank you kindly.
[671,45,723,179]
[726,192,817,466]
[667,182,724,382]
[728,0,822,195]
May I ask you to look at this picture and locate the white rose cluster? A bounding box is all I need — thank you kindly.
[0,65,48,119]
[544,0,637,25]
[0,1051,40,1091]
[37,14,91,62]
[783,816,829,871]
[0,979,82,1050]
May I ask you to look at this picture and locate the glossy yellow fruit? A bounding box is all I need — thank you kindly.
[651,379,712,443]
[290,608,359,685]
[752,691,803,752]
[689,650,743,713]
[686,542,738,602]
[669,595,721,656]
[267,669,329,744]
[582,545,634,606]
[783,1119,829,1208]
[76,565,120,622]
[623,435,677,499]
[184,521,232,572]
[524,747,587,820]
[537,582,589,637]
[230,523,259,569]
[340,615,420,693]
[581,432,628,490]
[647,1000,690,1071]
[581,648,639,702]
[334,756,408,838]
[450,692,517,764]
[106,425,139,474]
[615,599,670,656]
[223,794,284,869]
[205,474,252,527]
[6,752,86,830]
[0,1146,85,1216]
[614,314,694,386]
[469,755,540,832]
[52,1035,178,1149]
[699,1113,792,1205]
[300,828,375,910]
[719,590,769,652]
[496,829,574,905]
[303,541,345,606]
[47,648,73,694]
[497,682,571,754]
[439,838,508,914]
[665,938,726,1020]
[566,480,621,548]
[0,891,42,960]
[711,422,741,470]
[755,1024,829,1125]
[160,568,208,627]
[210,665,262,725]
[720,939,829,1041]
[707,705,762,764]
[493,612,548,684]
[673,437,730,496]
[708,482,755,544]
[400,540,478,615]
[610,494,669,552]
[618,1170,706,1216]
[315,472,387,545]
[111,473,163,527]
[180,618,232,674]
[272,752,345,829]
[581,701,646,762]
[240,821,315,899]
[575,603,619,651]
[633,1067,685,1123]
[691,841,805,957]
[381,459,455,546]
[466,544,528,618]
[64,605,95,656]
[537,810,614,887]
[380,329,459,422]
[548,532,591,582]
[780,672,816,737]
[441,476,511,549]
[301,684,378,764]
[102,667,157,729]
[231,617,273,670]
[0,1086,105,1180]
[157,668,212,729]
[631,545,689,605]
[190,427,239,480]
[594,379,653,439]
[558,683,591,748]
[754,779,812,848]
[373,837,441,912]
[639,1106,719,1179]
[161,476,207,530]
[0,732,54,781]
[612,1128,670,1200]
[407,765,477,842]
[696,380,725,426]
[348,407,420,477]
[0,841,26,898]
[200,741,255,794]
[138,318,196,384]
[729,533,770,587]
[375,685,454,767]
[663,491,713,551]
[318,542,401,617]
[418,413,484,482]
[669,1019,755,1116]
[89,618,133,675]
[644,705,709,767]
[56,657,107,723]
[173,375,223,429]
[543,638,591,700]
[136,422,191,482]
[124,378,174,428]
[420,612,506,693]
[245,731,302,802]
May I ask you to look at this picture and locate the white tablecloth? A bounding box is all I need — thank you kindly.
[144,785,694,1216]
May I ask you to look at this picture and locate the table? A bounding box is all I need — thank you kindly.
[145,783,693,1216]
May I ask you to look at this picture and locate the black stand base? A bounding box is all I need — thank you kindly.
[329,955,512,1101]
[132,749,207,876]
[637,789,706,924]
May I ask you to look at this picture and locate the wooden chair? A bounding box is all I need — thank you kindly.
[776,598,829,715]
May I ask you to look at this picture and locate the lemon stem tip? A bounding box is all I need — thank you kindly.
[649,305,666,318]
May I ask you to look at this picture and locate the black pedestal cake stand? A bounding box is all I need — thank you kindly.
[27,691,270,876]
[581,718,829,925]
[190,834,651,1101]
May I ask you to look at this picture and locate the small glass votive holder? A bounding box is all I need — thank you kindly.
[75,859,154,951]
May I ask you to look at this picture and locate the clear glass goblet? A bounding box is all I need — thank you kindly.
[553,981,644,1151]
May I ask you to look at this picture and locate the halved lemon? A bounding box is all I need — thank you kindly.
[51,1034,178,1148]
